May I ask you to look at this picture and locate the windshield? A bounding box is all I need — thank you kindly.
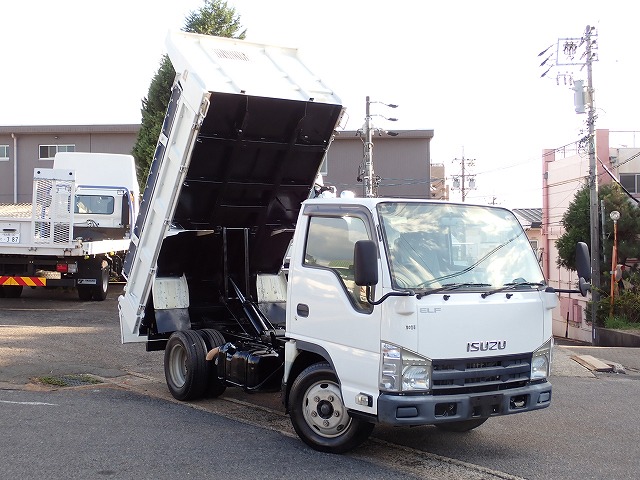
[377,202,544,291]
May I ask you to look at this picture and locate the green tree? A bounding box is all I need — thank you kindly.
[556,182,640,279]
[555,184,590,271]
[131,0,246,183]
[600,183,640,267]
[131,55,174,182]
[183,0,246,36]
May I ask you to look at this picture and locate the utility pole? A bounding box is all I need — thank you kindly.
[584,25,600,344]
[452,153,476,202]
[539,25,599,344]
[362,96,375,197]
[358,96,398,197]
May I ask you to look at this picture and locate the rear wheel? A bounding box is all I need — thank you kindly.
[435,418,487,432]
[164,330,208,401]
[91,261,109,301]
[288,362,374,453]
[196,329,227,398]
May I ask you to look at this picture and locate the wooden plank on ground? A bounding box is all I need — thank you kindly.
[571,354,613,372]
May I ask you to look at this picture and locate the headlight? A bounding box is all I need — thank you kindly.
[531,338,553,380]
[380,342,432,392]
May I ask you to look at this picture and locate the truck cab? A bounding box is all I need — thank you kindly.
[53,152,139,240]
[283,197,557,448]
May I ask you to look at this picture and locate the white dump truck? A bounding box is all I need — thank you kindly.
[118,31,590,453]
[0,152,138,300]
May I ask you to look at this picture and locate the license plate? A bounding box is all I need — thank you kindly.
[0,232,20,243]
[77,279,97,285]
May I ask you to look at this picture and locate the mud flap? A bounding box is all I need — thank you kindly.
[153,275,191,333]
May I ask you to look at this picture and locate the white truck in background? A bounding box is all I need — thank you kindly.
[118,31,591,453]
[0,152,139,300]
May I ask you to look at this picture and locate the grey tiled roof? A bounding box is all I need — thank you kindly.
[513,208,542,228]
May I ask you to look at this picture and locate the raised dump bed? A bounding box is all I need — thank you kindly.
[119,32,343,343]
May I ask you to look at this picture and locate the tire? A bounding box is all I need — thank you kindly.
[164,330,208,401]
[2,285,23,298]
[196,329,227,398]
[199,328,226,351]
[435,418,488,432]
[91,261,109,301]
[288,362,374,453]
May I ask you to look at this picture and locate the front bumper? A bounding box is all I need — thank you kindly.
[377,381,551,426]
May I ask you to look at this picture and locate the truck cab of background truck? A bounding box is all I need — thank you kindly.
[54,152,139,232]
[283,197,573,432]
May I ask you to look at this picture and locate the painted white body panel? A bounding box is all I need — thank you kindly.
[53,152,139,196]
[165,31,341,105]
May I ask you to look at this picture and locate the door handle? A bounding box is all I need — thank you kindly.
[296,303,309,317]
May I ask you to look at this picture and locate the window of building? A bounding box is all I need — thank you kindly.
[0,145,8,161]
[39,144,75,160]
[620,173,640,193]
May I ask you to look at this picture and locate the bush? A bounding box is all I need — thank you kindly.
[585,290,640,327]
[604,315,637,330]
[612,291,640,323]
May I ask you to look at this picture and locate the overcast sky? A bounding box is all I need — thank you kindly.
[2,0,639,208]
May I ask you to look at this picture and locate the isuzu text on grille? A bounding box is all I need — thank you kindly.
[467,341,507,352]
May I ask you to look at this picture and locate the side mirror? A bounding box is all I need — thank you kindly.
[575,242,591,281]
[354,240,378,286]
[579,277,591,296]
[575,242,591,297]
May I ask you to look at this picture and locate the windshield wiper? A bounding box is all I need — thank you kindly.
[415,283,491,299]
[481,282,545,298]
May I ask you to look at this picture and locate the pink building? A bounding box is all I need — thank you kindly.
[542,129,640,342]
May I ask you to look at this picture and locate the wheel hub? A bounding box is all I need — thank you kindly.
[303,381,351,437]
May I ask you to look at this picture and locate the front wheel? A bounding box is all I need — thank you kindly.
[288,362,374,453]
[435,418,487,432]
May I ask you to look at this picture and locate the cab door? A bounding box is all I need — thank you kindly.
[287,206,382,408]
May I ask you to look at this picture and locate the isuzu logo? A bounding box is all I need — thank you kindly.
[466,340,507,352]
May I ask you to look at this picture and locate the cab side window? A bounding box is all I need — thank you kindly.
[304,215,372,312]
